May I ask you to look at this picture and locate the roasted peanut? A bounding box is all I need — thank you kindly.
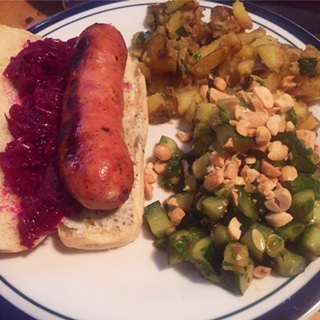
[264,187,292,212]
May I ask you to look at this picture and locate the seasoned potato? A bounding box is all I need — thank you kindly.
[191,33,242,77]
[145,34,178,74]
[175,86,203,121]
[257,44,286,72]
[131,0,320,124]
[233,0,253,30]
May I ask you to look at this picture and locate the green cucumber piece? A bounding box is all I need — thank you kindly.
[144,201,171,239]
[276,221,306,242]
[222,242,250,275]
[167,228,207,265]
[211,224,231,251]
[240,228,266,263]
[297,223,320,261]
[277,133,317,174]
[265,234,285,258]
[312,200,320,225]
[289,189,315,221]
[236,187,259,220]
[254,222,274,239]
[200,196,229,220]
[213,124,255,154]
[187,235,220,284]
[273,248,308,277]
[159,135,183,158]
[220,258,254,295]
[166,192,195,212]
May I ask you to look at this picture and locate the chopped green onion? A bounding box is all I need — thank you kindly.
[180,59,190,74]
[193,53,202,61]
[299,58,318,78]
[176,25,188,37]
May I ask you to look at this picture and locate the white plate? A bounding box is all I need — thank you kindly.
[1,1,320,320]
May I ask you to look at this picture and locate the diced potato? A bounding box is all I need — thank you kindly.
[294,101,310,121]
[166,11,183,39]
[145,34,178,74]
[191,34,242,76]
[237,44,254,60]
[148,92,176,124]
[297,112,320,131]
[193,102,218,123]
[192,46,227,76]
[257,43,285,72]
[238,59,255,75]
[251,35,277,47]
[237,27,266,45]
[233,0,253,30]
[175,86,202,122]
[263,72,281,93]
[290,77,320,103]
[165,0,197,14]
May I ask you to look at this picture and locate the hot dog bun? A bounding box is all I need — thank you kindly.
[0,24,148,252]
[0,25,43,253]
[57,55,148,250]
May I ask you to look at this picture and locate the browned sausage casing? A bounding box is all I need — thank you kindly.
[59,23,134,210]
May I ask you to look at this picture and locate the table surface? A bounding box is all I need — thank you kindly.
[0,1,319,320]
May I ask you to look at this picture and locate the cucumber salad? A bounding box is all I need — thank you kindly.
[144,80,320,295]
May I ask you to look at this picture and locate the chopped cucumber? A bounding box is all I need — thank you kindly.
[290,189,315,221]
[166,192,195,212]
[159,135,183,158]
[211,224,231,251]
[297,223,320,261]
[187,235,220,284]
[213,124,255,154]
[276,221,306,242]
[220,258,254,296]
[312,200,320,225]
[167,228,207,265]
[192,103,217,155]
[144,201,171,239]
[236,187,259,220]
[277,133,317,174]
[168,230,191,265]
[273,248,308,277]
[265,234,285,258]
[254,222,274,239]
[222,242,250,275]
[200,196,229,220]
[240,229,266,263]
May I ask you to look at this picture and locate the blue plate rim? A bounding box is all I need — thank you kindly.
[1,1,319,320]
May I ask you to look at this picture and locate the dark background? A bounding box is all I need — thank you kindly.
[1,1,320,320]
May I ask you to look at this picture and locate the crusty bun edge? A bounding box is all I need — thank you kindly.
[0,25,44,253]
[57,55,148,250]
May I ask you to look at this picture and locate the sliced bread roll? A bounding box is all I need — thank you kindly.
[0,25,43,253]
[57,55,148,250]
[0,24,148,252]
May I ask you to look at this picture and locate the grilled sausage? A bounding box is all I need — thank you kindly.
[59,23,134,210]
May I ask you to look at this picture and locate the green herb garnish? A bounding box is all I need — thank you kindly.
[180,59,190,74]
[299,58,318,78]
[176,25,188,37]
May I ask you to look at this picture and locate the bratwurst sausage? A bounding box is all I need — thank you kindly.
[58,23,134,210]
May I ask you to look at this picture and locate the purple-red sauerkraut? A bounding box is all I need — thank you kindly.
[0,37,82,249]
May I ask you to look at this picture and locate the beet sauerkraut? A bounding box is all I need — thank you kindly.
[0,37,82,248]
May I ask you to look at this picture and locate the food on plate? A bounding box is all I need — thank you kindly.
[58,48,148,250]
[0,25,44,253]
[134,0,320,294]
[59,24,134,211]
[132,0,320,124]
[0,23,148,252]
